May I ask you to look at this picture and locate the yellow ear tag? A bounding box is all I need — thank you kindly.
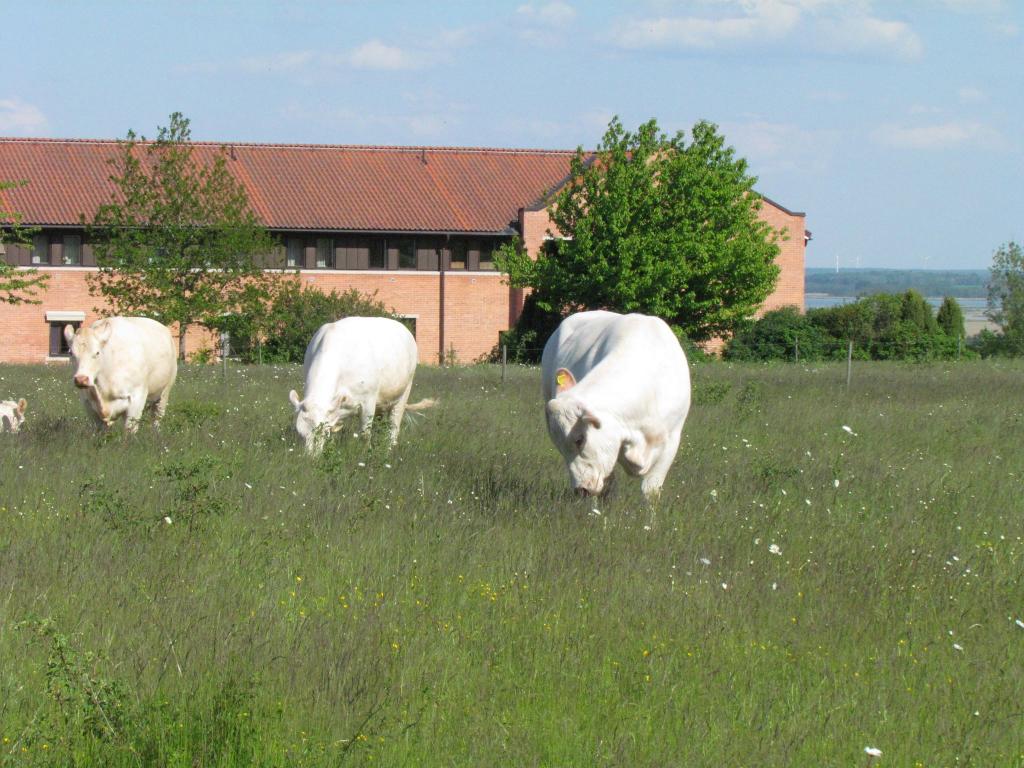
[556,371,568,387]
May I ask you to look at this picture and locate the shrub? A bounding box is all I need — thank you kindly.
[725,306,831,361]
[936,296,966,338]
[219,280,395,364]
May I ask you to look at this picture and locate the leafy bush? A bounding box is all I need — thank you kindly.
[724,306,831,361]
[729,294,973,362]
[218,279,395,364]
[936,296,966,338]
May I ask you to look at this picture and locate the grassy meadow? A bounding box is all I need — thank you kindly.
[0,359,1022,766]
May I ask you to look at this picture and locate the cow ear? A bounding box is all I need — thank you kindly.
[94,320,113,345]
[63,324,76,345]
[331,390,351,410]
[581,408,602,430]
[17,398,26,414]
[555,368,576,394]
[288,390,301,409]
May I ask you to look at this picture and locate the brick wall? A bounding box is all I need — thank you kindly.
[0,267,514,365]
[0,199,803,366]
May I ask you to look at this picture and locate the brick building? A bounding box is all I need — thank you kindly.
[0,137,807,364]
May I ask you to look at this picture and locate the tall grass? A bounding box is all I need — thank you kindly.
[0,359,1022,766]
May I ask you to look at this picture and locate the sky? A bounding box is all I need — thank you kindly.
[1,0,1021,270]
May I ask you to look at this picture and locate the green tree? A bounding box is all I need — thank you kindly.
[0,180,50,304]
[496,117,782,342]
[986,241,1024,354]
[900,289,938,333]
[218,279,395,364]
[936,296,965,338]
[724,306,832,362]
[87,113,280,359]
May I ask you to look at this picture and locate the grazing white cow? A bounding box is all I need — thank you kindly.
[542,310,691,499]
[288,317,436,455]
[0,398,27,433]
[64,317,177,433]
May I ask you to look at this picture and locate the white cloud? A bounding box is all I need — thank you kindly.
[995,21,1018,37]
[722,119,842,175]
[517,1,576,26]
[613,1,800,49]
[815,15,922,58]
[610,1,922,59]
[957,86,987,104]
[347,39,419,71]
[871,120,1001,149]
[516,2,577,45]
[0,99,48,135]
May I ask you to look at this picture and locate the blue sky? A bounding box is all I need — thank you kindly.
[2,0,1021,269]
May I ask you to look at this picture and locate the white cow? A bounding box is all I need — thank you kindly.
[0,398,27,433]
[542,310,691,499]
[64,317,178,433]
[288,317,436,455]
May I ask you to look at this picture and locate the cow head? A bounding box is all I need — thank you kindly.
[289,387,357,455]
[545,368,621,496]
[65,321,113,389]
[1,398,27,433]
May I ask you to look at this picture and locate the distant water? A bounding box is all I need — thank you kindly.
[805,295,987,314]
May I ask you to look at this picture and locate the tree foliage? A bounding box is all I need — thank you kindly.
[0,180,50,305]
[985,241,1024,355]
[216,279,395,364]
[936,296,965,338]
[497,117,781,342]
[727,293,971,362]
[87,113,280,358]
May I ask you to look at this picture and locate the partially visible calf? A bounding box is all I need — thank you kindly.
[0,398,27,433]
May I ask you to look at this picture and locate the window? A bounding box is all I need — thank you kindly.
[31,234,47,265]
[478,240,495,271]
[368,239,386,269]
[315,238,333,269]
[389,238,416,270]
[286,237,304,268]
[48,321,81,357]
[398,316,417,339]
[62,234,82,265]
[448,241,467,270]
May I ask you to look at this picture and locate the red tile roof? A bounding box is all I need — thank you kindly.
[0,137,579,234]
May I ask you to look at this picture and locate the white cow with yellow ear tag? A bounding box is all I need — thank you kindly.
[541,310,691,499]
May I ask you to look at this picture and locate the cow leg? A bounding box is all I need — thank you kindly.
[152,386,172,428]
[123,389,148,434]
[387,384,413,448]
[640,426,683,501]
[358,399,376,441]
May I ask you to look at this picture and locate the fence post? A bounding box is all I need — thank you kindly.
[794,335,800,364]
[501,344,507,383]
[957,334,962,361]
[846,339,853,389]
[220,331,230,382]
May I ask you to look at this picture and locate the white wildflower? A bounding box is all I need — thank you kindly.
[864,747,882,757]
[769,543,782,556]
[700,557,711,566]
[163,516,172,525]
[833,478,840,488]
[953,642,964,651]
[1015,619,1024,629]
[842,425,857,436]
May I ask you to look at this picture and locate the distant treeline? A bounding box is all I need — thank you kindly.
[806,269,988,298]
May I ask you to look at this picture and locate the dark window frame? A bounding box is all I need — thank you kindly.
[49,321,80,358]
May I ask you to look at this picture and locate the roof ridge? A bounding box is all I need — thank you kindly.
[0,135,581,155]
